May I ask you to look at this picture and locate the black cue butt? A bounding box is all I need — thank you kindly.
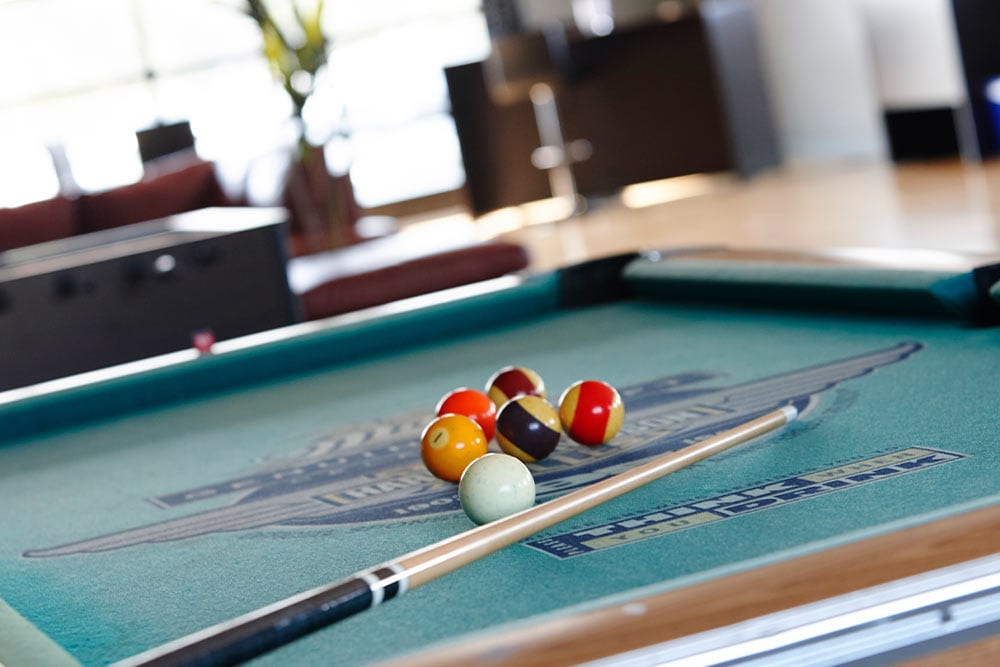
[127,567,405,667]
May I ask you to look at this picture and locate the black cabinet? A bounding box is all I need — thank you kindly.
[0,208,298,390]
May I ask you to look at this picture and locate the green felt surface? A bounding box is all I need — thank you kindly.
[625,257,983,318]
[1,266,999,666]
[0,601,79,667]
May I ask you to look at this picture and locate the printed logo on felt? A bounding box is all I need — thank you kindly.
[23,343,924,558]
[525,446,967,558]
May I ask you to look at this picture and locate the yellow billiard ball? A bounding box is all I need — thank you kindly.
[420,414,488,482]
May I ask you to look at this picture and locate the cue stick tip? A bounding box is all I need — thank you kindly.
[779,404,798,422]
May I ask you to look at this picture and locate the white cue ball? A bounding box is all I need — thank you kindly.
[458,453,536,525]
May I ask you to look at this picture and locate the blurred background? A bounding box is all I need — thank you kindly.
[0,0,486,209]
[2,0,1000,387]
[0,0,995,214]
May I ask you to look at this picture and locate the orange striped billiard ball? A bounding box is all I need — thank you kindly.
[558,380,624,446]
[495,395,562,462]
[485,366,545,409]
[436,387,497,441]
[420,414,488,482]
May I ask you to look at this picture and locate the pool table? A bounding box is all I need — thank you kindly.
[2,248,1000,666]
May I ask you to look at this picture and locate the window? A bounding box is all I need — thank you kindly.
[0,0,490,209]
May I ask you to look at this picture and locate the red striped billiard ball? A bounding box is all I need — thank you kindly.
[485,366,546,409]
[495,395,562,462]
[558,380,624,446]
[436,387,497,441]
[420,414,488,482]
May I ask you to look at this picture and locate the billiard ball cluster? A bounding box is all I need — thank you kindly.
[420,365,625,525]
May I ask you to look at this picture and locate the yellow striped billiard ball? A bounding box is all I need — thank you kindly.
[495,395,562,462]
[420,414,488,482]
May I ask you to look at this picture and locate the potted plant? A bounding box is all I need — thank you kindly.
[242,0,358,252]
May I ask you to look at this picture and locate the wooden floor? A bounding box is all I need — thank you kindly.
[398,158,1000,271]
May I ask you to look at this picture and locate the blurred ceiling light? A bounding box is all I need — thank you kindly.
[821,247,989,271]
[573,0,614,36]
[476,196,578,236]
[656,0,686,22]
[478,206,528,237]
[986,77,1000,104]
[521,196,578,225]
[620,173,721,209]
[400,211,476,240]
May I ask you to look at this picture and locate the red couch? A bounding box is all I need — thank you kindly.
[0,158,232,252]
[0,156,531,322]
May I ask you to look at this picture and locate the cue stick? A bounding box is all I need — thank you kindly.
[118,405,797,667]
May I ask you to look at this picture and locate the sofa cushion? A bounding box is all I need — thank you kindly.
[76,159,231,233]
[300,242,529,320]
[0,196,78,251]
